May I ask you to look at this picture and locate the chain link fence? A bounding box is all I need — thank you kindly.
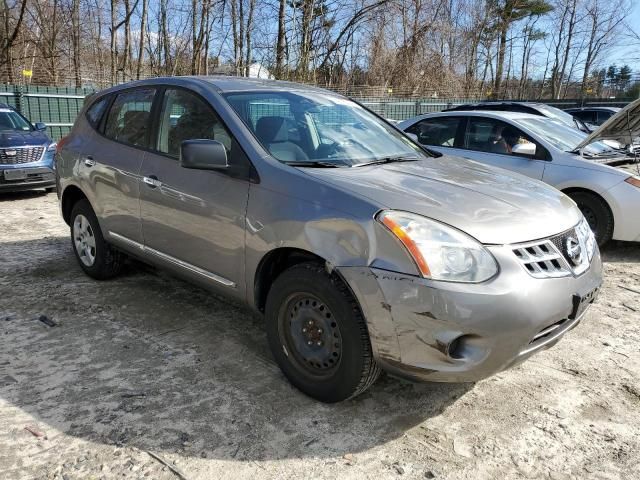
[0,82,635,141]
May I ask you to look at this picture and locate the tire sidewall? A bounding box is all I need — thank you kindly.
[569,192,613,246]
[265,264,369,402]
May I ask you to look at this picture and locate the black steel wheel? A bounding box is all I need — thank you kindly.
[265,262,381,402]
[280,293,343,378]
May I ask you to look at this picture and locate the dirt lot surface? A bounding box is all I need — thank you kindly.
[1,189,639,480]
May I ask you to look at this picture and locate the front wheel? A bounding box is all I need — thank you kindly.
[567,191,613,246]
[265,262,381,402]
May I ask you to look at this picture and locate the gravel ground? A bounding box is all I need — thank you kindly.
[0,187,639,480]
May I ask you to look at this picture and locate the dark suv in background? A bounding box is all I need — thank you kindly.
[444,101,591,133]
[0,103,56,193]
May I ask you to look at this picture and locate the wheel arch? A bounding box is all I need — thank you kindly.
[561,187,614,222]
[61,184,89,226]
[254,247,328,313]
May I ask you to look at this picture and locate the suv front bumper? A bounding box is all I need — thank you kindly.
[338,245,603,383]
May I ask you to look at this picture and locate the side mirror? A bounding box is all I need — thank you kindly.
[405,132,419,143]
[511,142,536,157]
[180,139,228,170]
[34,122,47,131]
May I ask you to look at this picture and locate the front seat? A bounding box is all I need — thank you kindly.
[255,116,308,162]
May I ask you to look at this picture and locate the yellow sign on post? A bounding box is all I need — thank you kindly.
[22,69,33,77]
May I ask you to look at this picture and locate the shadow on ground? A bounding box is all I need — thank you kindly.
[0,236,473,462]
[600,241,640,263]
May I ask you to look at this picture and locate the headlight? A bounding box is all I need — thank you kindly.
[377,210,498,282]
[46,142,57,152]
[576,216,596,261]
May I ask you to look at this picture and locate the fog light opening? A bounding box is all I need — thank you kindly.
[447,335,468,360]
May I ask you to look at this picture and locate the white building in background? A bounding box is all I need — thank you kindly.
[211,63,272,79]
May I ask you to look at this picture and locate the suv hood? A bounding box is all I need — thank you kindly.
[303,156,582,245]
[0,130,51,148]
[576,98,640,150]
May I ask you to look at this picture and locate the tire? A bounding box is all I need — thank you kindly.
[265,262,381,402]
[567,191,613,246]
[70,199,124,279]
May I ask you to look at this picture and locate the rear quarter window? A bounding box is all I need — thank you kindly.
[85,96,111,129]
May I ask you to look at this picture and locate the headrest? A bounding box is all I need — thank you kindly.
[255,116,288,143]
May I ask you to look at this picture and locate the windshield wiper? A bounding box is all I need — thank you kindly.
[284,161,346,168]
[354,156,420,167]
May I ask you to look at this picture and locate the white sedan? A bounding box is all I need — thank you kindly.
[398,104,640,245]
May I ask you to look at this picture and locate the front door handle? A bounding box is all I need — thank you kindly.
[143,175,162,188]
[84,156,96,167]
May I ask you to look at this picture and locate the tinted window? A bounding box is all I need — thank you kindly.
[596,111,614,125]
[85,96,110,128]
[156,89,233,157]
[465,117,537,155]
[571,110,596,124]
[104,88,155,147]
[407,117,461,146]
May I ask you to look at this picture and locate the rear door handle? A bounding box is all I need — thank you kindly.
[84,156,96,167]
[143,175,162,188]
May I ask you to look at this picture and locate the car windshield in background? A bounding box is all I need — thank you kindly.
[222,91,425,166]
[0,109,33,131]
[535,104,577,128]
[517,118,616,156]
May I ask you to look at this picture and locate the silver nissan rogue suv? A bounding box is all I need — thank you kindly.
[56,77,602,402]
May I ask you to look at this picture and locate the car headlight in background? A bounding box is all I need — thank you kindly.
[46,142,57,152]
[377,210,498,282]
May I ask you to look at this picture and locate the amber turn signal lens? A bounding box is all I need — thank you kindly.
[380,215,431,277]
[625,176,640,188]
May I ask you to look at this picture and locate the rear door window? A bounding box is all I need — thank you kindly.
[103,88,156,147]
[406,117,462,147]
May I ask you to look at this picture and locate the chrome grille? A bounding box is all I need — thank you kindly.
[512,223,593,279]
[0,146,45,165]
[512,239,571,278]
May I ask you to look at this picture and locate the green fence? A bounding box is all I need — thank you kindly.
[0,83,635,141]
[0,85,96,141]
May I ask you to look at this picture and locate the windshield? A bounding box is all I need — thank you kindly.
[222,91,425,166]
[517,118,617,155]
[534,104,578,128]
[0,108,33,131]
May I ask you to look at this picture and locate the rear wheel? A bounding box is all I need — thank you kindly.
[566,191,613,246]
[70,199,124,279]
[265,262,381,402]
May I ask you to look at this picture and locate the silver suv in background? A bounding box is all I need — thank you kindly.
[56,77,602,402]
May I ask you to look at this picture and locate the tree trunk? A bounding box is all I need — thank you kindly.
[275,0,286,78]
[244,0,255,77]
[110,0,117,84]
[136,0,147,79]
[71,0,81,87]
